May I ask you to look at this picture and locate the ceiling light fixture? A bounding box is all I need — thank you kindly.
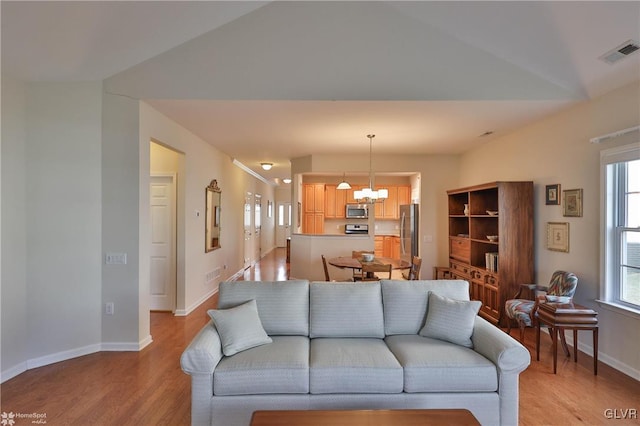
[261,162,273,171]
[336,173,352,190]
[282,178,292,184]
[353,134,388,204]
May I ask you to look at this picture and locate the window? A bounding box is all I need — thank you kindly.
[601,144,640,313]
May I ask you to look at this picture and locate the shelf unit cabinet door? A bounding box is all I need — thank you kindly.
[482,274,500,321]
[450,237,470,262]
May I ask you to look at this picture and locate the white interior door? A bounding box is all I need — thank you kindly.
[150,175,176,311]
[254,194,262,260]
[276,202,292,247]
[243,193,252,269]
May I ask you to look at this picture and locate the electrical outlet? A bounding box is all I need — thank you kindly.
[105,302,114,315]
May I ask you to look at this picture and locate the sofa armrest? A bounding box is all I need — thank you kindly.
[471,317,530,373]
[180,320,224,375]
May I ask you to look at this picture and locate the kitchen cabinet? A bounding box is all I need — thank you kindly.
[373,185,411,219]
[325,184,347,219]
[377,235,401,258]
[303,184,325,234]
[374,236,384,257]
[346,185,364,204]
[446,181,533,325]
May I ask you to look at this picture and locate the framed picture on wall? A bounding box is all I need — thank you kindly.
[563,188,583,217]
[545,184,560,205]
[546,222,569,252]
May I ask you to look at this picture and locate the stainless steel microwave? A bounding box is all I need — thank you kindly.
[346,204,368,219]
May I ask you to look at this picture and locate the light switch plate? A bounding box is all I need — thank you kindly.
[106,252,127,265]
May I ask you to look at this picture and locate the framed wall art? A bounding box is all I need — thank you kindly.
[545,184,560,205]
[546,222,569,252]
[563,188,583,217]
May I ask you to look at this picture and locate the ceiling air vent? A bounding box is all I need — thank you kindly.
[599,39,640,64]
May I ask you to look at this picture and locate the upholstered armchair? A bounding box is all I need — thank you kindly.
[504,271,578,345]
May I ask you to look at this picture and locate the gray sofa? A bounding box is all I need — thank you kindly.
[181,280,530,426]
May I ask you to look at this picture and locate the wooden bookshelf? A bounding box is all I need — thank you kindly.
[446,182,534,325]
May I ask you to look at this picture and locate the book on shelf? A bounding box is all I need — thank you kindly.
[485,252,499,272]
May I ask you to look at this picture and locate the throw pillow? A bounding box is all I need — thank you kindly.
[207,299,272,356]
[419,292,481,348]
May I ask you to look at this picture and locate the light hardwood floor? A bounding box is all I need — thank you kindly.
[1,248,638,425]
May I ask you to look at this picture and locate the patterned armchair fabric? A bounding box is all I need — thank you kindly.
[504,271,578,343]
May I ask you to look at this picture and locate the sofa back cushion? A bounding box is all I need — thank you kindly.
[218,280,309,335]
[310,282,385,338]
[381,280,470,335]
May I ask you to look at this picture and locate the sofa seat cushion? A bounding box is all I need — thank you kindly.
[309,338,403,394]
[214,336,309,396]
[385,335,498,393]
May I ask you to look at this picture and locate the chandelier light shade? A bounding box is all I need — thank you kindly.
[354,134,388,204]
[336,173,352,190]
[261,162,273,170]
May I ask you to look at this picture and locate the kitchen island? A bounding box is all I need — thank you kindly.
[289,233,374,281]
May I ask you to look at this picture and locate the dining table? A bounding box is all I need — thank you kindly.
[327,256,411,279]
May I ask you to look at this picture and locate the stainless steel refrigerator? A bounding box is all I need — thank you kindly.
[399,204,419,264]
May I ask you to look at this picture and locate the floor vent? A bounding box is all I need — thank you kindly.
[599,40,640,64]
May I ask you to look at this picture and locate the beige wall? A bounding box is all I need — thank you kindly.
[140,103,276,316]
[459,80,640,379]
[291,153,461,278]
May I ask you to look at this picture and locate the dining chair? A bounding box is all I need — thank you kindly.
[504,270,578,347]
[351,250,374,280]
[403,256,422,280]
[321,255,332,282]
[356,263,392,281]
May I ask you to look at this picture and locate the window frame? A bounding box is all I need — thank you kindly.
[599,143,640,317]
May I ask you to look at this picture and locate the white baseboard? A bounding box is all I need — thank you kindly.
[26,343,102,370]
[174,287,218,317]
[540,328,640,380]
[1,362,28,383]
[101,335,153,351]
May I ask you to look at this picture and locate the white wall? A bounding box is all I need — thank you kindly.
[26,82,103,362]
[459,80,640,379]
[102,92,145,348]
[1,76,28,380]
[0,81,104,379]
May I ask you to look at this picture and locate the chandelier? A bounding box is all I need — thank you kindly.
[353,134,388,204]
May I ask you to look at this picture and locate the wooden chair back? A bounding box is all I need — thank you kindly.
[407,256,422,280]
[359,263,392,281]
[321,255,331,281]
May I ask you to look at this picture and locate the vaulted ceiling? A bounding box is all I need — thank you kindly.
[3,1,639,184]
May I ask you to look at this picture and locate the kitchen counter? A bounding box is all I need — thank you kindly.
[289,233,374,281]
